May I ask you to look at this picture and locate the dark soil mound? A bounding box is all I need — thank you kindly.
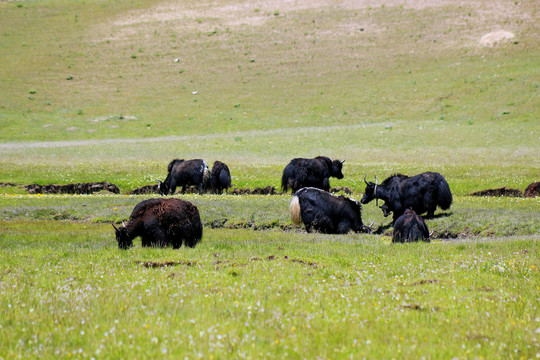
[467,187,522,197]
[524,182,540,198]
[0,182,17,187]
[25,182,120,195]
[329,186,353,195]
[230,186,278,195]
[128,184,159,195]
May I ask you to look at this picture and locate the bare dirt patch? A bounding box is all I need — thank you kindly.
[136,260,196,268]
[524,182,540,198]
[128,184,159,195]
[467,187,523,197]
[479,31,515,47]
[230,186,278,195]
[25,182,120,195]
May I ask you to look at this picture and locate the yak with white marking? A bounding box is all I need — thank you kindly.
[281,156,345,193]
[392,209,430,243]
[158,159,210,195]
[113,198,202,249]
[289,187,369,234]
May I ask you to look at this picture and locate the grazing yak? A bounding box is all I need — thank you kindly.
[392,209,430,243]
[210,161,232,194]
[158,159,210,195]
[281,156,345,193]
[289,187,369,234]
[361,172,452,223]
[113,198,202,249]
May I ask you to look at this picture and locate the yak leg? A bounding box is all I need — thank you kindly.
[149,227,167,247]
[315,215,334,233]
[183,225,199,248]
[168,179,177,195]
[322,178,330,191]
[171,235,182,249]
[197,182,204,195]
[337,221,351,234]
[392,230,404,243]
[141,236,151,247]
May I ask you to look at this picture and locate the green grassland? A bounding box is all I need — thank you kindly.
[1,0,539,358]
[0,219,538,359]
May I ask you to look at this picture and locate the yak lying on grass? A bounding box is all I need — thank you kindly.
[392,209,430,243]
[113,198,202,249]
[289,187,369,234]
[282,156,345,193]
[158,159,210,195]
[210,161,232,194]
[362,172,452,223]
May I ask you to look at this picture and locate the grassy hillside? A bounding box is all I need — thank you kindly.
[1,0,539,194]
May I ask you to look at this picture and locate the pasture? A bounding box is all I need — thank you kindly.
[0,0,539,358]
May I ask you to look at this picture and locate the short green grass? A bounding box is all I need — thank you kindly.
[0,220,538,359]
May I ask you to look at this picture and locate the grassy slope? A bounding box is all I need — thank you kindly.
[0,0,539,193]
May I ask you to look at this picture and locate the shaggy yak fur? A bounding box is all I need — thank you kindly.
[113,198,203,249]
[281,156,345,193]
[158,159,210,195]
[361,172,452,223]
[210,161,232,194]
[289,187,368,234]
[392,209,430,243]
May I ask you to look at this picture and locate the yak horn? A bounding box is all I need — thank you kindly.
[112,223,119,231]
[341,159,346,164]
[375,176,378,185]
[369,221,375,228]
[364,175,368,185]
[122,221,126,228]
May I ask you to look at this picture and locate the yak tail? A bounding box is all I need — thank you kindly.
[289,195,302,225]
[281,172,289,192]
[438,178,453,210]
[202,161,211,185]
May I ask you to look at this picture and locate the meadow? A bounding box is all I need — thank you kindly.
[1,0,539,358]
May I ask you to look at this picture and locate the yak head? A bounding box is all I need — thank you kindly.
[361,176,378,204]
[112,223,133,250]
[157,180,169,196]
[331,159,345,179]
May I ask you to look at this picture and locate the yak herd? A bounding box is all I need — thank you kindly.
[114,156,452,249]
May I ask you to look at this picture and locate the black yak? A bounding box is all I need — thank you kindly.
[112,198,203,249]
[392,209,430,243]
[281,156,345,193]
[289,187,369,234]
[158,159,210,195]
[210,161,231,194]
[361,172,452,223]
